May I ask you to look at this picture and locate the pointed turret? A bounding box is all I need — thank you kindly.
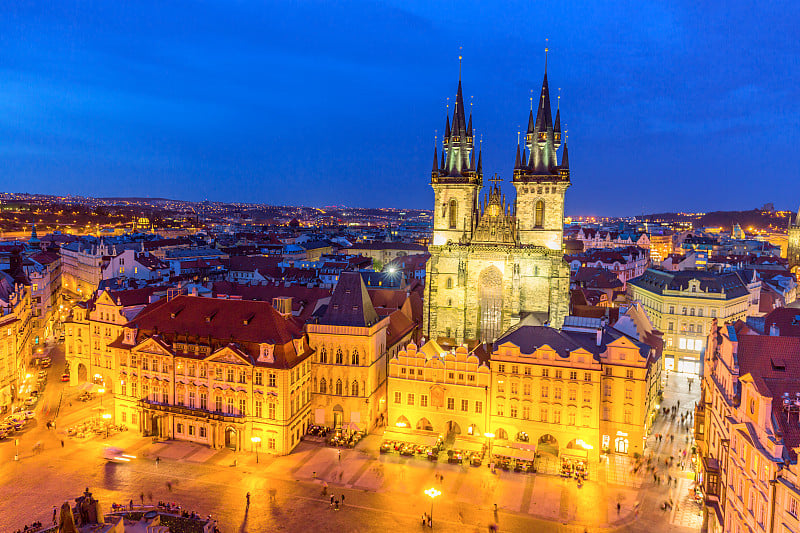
[29,223,40,246]
[452,80,468,139]
[445,116,451,139]
[526,109,535,136]
[553,108,562,148]
[441,148,446,170]
[467,114,472,138]
[534,73,554,135]
[561,142,569,169]
[514,143,522,169]
[476,150,482,175]
[470,149,475,171]
[432,146,439,174]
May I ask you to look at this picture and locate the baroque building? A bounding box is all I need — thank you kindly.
[425,71,571,345]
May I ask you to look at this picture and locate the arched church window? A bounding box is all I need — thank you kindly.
[479,266,503,342]
[534,200,545,228]
[449,199,458,229]
[320,347,327,364]
[351,380,359,396]
[351,348,359,366]
[335,348,343,365]
[335,379,343,396]
[446,277,453,289]
[319,378,327,394]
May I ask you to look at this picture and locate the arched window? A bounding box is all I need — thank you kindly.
[335,348,343,365]
[351,348,359,366]
[335,379,343,395]
[351,380,359,396]
[320,347,327,364]
[449,199,458,229]
[534,200,545,228]
[319,378,327,394]
[446,277,453,289]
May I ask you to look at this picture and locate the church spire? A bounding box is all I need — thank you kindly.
[477,150,482,175]
[432,145,439,174]
[514,142,522,169]
[560,142,569,169]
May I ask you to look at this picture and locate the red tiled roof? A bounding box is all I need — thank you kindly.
[128,295,309,368]
[30,251,59,265]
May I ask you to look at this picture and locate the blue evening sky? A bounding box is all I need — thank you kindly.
[1,1,798,216]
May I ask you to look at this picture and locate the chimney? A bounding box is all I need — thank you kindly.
[273,296,293,317]
[770,323,780,336]
[596,328,603,347]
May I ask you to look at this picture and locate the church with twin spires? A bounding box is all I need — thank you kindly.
[424,68,572,345]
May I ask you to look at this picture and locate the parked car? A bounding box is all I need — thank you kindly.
[61,373,70,382]
[40,360,51,368]
[24,397,38,407]
[21,411,35,420]
[37,370,47,379]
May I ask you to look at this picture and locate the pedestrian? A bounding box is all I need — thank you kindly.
[312,471,316,479]
[338,449,341,462]
[334,499,339,511]
[140,492,144,505]
[246,492,250,508]
[166,481,172,492]
[617,502,621,514]
[341,494,345,506]
[330,495,334,507]
[156,456,160,467]
[422,513,427,526]
[60,439,64,448]
[53,507,57,524]
[129,499,134,511]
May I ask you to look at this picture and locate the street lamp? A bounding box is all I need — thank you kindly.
[424,487,441,527]
[251,436,261,464]
[98,387,105,407]
[484,432,495,459]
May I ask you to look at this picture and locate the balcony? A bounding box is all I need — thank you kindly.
[694,401,706,442]
[138,398,244,423]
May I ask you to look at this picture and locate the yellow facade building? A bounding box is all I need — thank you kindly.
[628,268,758,374]
[387,341,490,438]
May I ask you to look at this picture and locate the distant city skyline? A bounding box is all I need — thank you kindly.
[2,1,798,216]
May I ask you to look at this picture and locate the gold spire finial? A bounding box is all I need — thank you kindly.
[530,89,534,111]
[517,129,520,144]
[557,90,561,111]
[446,96,450,111]
[545,38,549,73]
[458,46,463,80]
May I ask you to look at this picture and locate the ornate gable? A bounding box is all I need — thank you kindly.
[133,336,173,357]
[206,345,252,366]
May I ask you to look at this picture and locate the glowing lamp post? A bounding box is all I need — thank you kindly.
[424,487,441,527]
[97,387,106,407]
[251,436,262,463]
[484,432,495,459]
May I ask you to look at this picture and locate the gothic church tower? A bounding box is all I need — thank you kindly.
[425,69,571,346]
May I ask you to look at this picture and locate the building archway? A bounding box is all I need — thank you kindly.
[395,415,410,428]
[77,363,88,383]
[614,436,629,454]
[416,418,433,431]
[225,427,237,450]
[478,266,503,342]
[495,428,508,441]
[333,404,344,428]
[446,420,461,436]
[538,434,559,456]
[467,424,480,436]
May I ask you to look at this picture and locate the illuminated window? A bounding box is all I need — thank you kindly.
[394,391,401,403]
[475,401,482,414]
[447,397,455,410]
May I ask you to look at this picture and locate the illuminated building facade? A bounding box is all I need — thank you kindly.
[628,268,758,374]
[387,316,659,460]
[307,272,395,431]
[110,295,313,455]
[697,321,800,533]
[425,70,570,345]
[387,341,490,437]
[0,272,33,412]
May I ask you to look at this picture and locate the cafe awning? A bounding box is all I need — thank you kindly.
[453,436,485,453]
[382,427,440,447]
[492,445,536,461]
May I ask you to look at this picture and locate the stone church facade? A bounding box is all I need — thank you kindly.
[425,71,571,345]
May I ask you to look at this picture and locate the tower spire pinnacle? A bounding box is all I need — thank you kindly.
[545,38,549,74]
[458,46,463,81]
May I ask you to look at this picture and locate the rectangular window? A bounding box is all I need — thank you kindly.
[254,371,263,386]
[268,403,276,420]
[255,400,262,418]
[421,395,428,407]
[215,366,222,380]
[524,367,531,376]
[407,393,414,405]
[496,404,504,417]
[215,396,223,412]
[475,401,482,414]
[541,386,549,399]
[188,425,195,436]
[131,382,138,398]
[226,368,234,382]
[584,372,591,382]
[511,382,518,395]
[200,393,207,410]
[394,391,401,403]
[541,368,549,377]
[555,387,562,400]
[523,383,531,396]
[176,423,183,434]
[569,371,577,380]
[498,364,505,373]
[555,370,562,379]
[239,399,246,415]
[626,369,634,379]
[447,397,455,410]
[624,409,632,424]
[788,497,798,517]
[554,410,561,424]
[268,438,276,450]
[200,365,207,378]
[522,406,530,419]
[461,399,468,411]
[510,405,518,418]
[511,365,518,374]
[583,390,591,403]
[269,373,277,387]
